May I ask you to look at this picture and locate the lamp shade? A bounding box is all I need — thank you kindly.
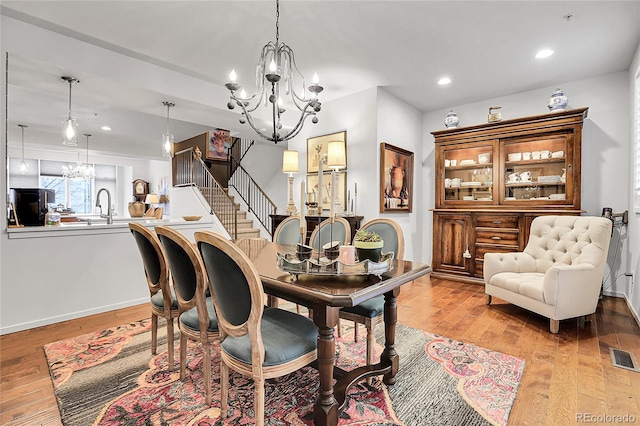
[327,140,346,169]
[282,150,299,173]
[145,194,159,204]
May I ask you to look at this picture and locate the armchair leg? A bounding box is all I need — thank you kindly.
[550,319,559,334]
[486,295,492,305]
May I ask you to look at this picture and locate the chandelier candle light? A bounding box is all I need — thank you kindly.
[162,101,175,157]
[224,0,323,143]
[61,76,79,146]
[282,149,299,215]
[18,124,28,174]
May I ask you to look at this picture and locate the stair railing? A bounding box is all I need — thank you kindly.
[174,147,238,239]
[228,152,277,235]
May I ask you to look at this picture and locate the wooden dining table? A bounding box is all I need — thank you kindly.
[248,242,431,426]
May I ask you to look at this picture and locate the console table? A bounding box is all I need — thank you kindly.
[269,214,364,244]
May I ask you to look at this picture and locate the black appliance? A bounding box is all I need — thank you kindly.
[10,188,55,226]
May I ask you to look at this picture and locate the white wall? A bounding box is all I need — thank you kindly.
[422,71,636,315]
[628,42,640,322]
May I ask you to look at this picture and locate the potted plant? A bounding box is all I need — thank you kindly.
[353,229,384,262]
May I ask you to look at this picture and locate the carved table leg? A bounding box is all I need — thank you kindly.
[313,304,339,426]
[381,289,400,385]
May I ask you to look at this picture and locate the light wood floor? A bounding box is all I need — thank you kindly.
[1,275,639,425]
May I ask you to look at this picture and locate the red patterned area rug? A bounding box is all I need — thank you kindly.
[44,320,524,426]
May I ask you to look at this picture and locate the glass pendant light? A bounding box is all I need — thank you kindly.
[18,124,28,174]
[162,101,175,157]
[83,133,94,179]
[61,76,80,146]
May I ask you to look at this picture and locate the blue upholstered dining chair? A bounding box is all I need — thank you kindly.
[155,226,219,406]
[308,216,351,250]
[339,218,405,374]
[195,230,317,425]
[273,215,305,244]
[129,222,179,371]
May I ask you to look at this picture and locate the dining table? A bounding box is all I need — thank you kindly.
[247,242,431,426]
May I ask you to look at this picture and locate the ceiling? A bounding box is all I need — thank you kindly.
[2,1,639,159]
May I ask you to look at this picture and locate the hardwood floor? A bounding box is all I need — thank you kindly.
[1,276,639,425]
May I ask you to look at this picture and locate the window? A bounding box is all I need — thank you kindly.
[40,176,93,213]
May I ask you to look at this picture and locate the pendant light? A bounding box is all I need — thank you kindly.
[162,101,175,157]
[18,124,28,174]
[61,76,80,146]
[83,133,95,180]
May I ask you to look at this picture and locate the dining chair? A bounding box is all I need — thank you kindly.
[155,226,219,406]
[308,216,351,250]
[195,230,318,425]
[129,223,179,370]
[272,215,305,245]
[339,218,404,374]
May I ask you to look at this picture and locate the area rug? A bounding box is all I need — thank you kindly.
[44,319,524,426]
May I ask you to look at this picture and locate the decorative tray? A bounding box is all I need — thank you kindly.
[276,251,394,278]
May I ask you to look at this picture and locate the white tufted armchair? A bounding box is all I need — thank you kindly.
[484,215,612,333]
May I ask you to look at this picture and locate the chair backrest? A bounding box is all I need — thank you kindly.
[360,218,405,259]
[196,231,265,356]
[155,226,209,315]
[524,215,612,273]
[273,216,304,244]
[129,222,170,301]
[308,217,351,250]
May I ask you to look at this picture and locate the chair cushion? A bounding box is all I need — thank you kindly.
[179,297,219,332]
[341,295,384,318]
[150,288,178,310]
[221,307,317,367]
[489,272,546,303]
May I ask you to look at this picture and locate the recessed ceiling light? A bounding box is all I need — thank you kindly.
[438,77,452,86]
[101,126,111,131]
[535,49,554,59]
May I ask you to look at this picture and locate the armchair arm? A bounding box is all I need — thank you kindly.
[543,264,601,317]
[483,252,536,284]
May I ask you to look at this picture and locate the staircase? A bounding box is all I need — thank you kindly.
[174,147,265,240]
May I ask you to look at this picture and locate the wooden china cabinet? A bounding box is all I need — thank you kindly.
[431,107,588,284]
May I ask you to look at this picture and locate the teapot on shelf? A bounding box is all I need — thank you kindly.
[520,171,533,182]
[507,172,520,183]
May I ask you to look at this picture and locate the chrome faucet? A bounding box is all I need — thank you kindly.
[96,188,113,224]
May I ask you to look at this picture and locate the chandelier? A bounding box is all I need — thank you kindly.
[61,76,80,146]
[62,133,94,180]
[225,0,323,144]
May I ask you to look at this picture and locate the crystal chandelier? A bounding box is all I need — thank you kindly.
[162,101,175,157]
[225,0,323,144]
[62,133,94,179]
[61,76,80,146]
[18,124,28,174]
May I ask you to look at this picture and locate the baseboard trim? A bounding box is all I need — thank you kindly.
[623,294,640,329]
[0,298,148,335]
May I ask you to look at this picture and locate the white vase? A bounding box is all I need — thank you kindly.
[547,88,568,112]
[444,110,460,128]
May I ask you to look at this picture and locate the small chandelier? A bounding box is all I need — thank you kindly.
[225,0,323,144]
[61,76,80,146]
[162,101,175,157]
[18,124,28,174]
[62,133,94,180]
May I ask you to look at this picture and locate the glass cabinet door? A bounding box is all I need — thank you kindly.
[440,141,497,205]
[502,134,571,203]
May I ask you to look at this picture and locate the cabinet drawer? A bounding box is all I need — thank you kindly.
[475,244,520,261]
[476,214,519,229]
[475,230,519,245]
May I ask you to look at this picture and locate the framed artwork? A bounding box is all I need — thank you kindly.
[306,171,347,212]
[306,131,347,173]
[206,128,230,161]
[380,142,414,213]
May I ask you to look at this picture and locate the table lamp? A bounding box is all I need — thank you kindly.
[282,150,299,215]
[327,140,346,219]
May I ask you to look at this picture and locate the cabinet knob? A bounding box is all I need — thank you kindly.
[492,220,502,224]
[491,236,501,240]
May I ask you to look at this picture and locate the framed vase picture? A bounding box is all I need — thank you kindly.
[307,131,347,173]
[306,171,347,212]
[206,128,230,161]
[380,142,413,213]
